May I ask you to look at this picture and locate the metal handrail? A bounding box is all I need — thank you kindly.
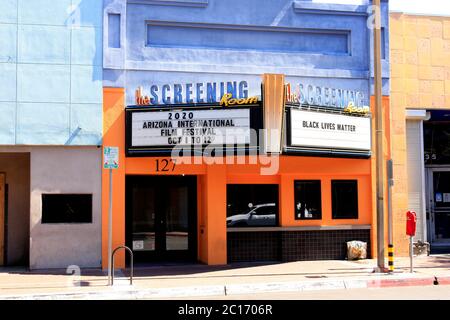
[111,246,133,286]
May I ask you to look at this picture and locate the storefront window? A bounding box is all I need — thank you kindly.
[42,194,92,223]
[332,180,358,219]
[424,121,450,165]
[294,180,322,220]
[226,184,278,227]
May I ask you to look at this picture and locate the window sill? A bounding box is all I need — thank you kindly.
[227,225,371,232]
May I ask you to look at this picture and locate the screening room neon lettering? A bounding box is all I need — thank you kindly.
[135,80,250,106]
[219,93,258,107]
[284,83,367,109]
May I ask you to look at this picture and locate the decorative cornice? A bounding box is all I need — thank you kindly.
[293,1,368,16]
[124,60,370,79]
[128,0,208,8]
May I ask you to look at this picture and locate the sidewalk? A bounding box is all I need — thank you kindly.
[0,255,449,300]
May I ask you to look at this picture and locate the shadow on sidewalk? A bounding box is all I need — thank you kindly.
[0,260,369,281]
[1,254,449,284]
[119,261,374,280]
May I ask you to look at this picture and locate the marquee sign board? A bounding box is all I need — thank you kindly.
[131,109,251,147]
[286,107,372,157]
[126,103,263,156]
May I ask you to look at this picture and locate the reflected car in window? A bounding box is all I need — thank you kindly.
[226,203,277,227]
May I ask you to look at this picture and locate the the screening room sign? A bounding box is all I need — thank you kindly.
[131,109,251,148]
[289,109,371,151]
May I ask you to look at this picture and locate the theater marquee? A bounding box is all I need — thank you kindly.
[126,102,263,156]
[131,109,251,147]
[286,107,372,157]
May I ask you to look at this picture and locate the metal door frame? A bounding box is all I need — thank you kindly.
[125,175,198,264]
[426,166,450,244]
[0,173,5,266]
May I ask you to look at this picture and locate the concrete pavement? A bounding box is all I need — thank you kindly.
[191,285,450,300]
[0,255,449,299]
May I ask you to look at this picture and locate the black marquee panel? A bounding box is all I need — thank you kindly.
[125,102,263,157]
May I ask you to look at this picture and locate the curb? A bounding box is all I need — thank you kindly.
[366,275,436,288]
[0,285,226,300]
[0,275,447,300]
[435,275,450,285]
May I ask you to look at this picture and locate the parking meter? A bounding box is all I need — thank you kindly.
[406,210,417,273]
[406,211,417,237]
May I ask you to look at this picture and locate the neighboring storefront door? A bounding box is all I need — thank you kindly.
[427,168,450,244]
[0,173,4,266]
[126,175,197,263]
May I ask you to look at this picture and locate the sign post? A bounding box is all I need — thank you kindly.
[373,0,386,273]
[406,211,417,273]
[103,147,119,285]
[387,159,395,273]
[410,236,413,273]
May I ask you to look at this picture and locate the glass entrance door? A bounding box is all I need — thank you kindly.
[0,173,5,266]
[427,169,450,242]
[126,175,197,263]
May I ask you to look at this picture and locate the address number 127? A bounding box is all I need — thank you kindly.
[155,159,176,172]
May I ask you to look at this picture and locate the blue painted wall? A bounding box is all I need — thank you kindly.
[0,0,103,145]
[0,0,390,145]
[103,0,389,107]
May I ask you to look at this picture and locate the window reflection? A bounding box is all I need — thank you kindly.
[294,180,322,220]
[132,186,155,251]
[166,186,189,250]
[332,180,358,219]
[226,184,279,227]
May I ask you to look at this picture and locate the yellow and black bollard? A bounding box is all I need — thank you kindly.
[387,160,395,273]
[388,244,394,272]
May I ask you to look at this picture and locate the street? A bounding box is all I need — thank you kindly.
[187,285,450,300]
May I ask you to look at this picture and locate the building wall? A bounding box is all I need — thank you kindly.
[0,146,102,269]
[103,0,390,98]
[29,147,102,269]
[102,0,391,265]
[0,152,30,265]
[0,0,103,146]
[390,13,450,254]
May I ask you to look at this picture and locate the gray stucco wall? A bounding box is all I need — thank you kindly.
[29,147,102,269]
[0,152,30,265]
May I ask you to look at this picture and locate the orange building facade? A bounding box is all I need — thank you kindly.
[100,0,393,268]
[102,76,390,268]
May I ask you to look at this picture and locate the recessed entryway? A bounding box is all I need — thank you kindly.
[0,153,30,267]
[125,175,197,264]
